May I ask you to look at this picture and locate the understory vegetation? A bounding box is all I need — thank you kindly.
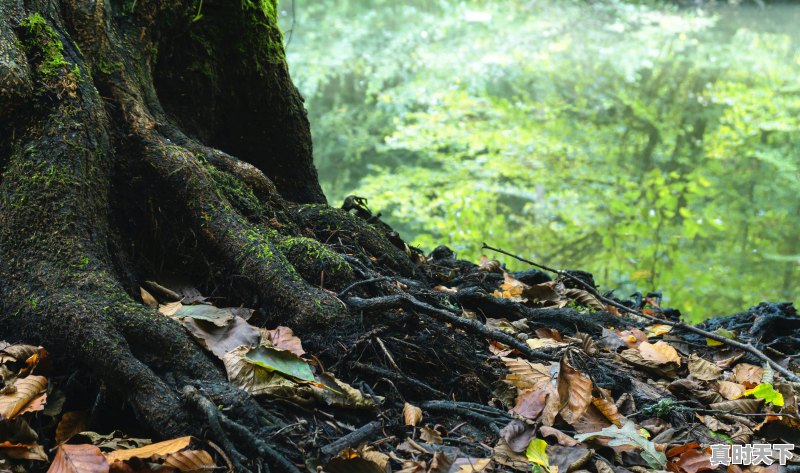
[283,0,800,321]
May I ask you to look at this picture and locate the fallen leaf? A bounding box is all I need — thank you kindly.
[645,324,673,337]
[49,444,108,473]
[617,329,648,349]
[547,444,592,473]
[164,449,216,472]
[223,346,300,396]
[260,326,305,356]
[105,436,191,463]
[244,345,314,382]
[525,439,555,473]
[511,388,548,420]
[501,357,552,391]
[716,381,746,400]
[708,398,763,414]
[592,396,622,427]
[687,354,722,381]
[638,341,681,366]
[1,441,48,461]
[557,356,593,424]
[538,426,579,447]
[0,375,47,419]
[420,427,442,444]
[732,363,764,388]
[743,383,784,406]
[500,419,537,453]
[140,288,158,308]
[183,316,260,359]
[56,411,88,444]
[574,421,666,469]
[451,457,491,472]
[403,402,423,426]
[670,447,714,473]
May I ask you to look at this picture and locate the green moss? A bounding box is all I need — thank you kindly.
[20,13,71,77]
[96,56,123,75]
[201,159,264,218]
[277,236,353,282]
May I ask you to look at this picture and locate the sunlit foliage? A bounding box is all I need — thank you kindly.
[281,0,800,320]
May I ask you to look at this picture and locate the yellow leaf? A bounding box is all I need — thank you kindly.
[638,341,681,366]
[105,436,192,463]
[403,402,423,426]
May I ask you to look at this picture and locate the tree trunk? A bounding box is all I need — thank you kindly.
[0,0,428,468]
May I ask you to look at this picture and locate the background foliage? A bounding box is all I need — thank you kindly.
[279,0,800,320]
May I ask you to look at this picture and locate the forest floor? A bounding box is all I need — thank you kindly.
[1,207,799,473]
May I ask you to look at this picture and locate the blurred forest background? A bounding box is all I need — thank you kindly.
[278,0,800,321]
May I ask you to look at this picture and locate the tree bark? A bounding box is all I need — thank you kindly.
[0,0,419,467]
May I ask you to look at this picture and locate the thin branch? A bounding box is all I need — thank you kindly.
[482,243,800,383]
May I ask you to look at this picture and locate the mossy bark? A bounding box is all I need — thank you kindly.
[0,0,416,462]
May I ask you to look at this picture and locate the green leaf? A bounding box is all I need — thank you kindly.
[574,421,666,469]
[525,439,554,473]
[244,346,315,382]
[743,383,784,406]
[706,328,736,347]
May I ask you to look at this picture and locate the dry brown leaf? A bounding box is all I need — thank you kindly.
[620,348,678,378]
[670,447,714,473]
[540,382,562,426]
[1,441,48,461]
[709,398,763,414]
[535,328,563,342]
[56,411,89,444]
[184,316,260,359]
[716,381,746,400]
[500,419,536,453]
[0,375,47,419]
[539,425,579,446]
[526,338,566,350]
[105,436,191,463]
[638,341,681,366]
[477,256,501,272]
[164,449,216,472]
[48,444,108,473]
[158,301,182,317]
[501,357,552,391]
[140,288,158,308]
[557,356,593,425]
[510,389,548,420]
[617,328,648,348]
[260,326,305,356]
[733,363,764,388]
[563,288,605,310]
[592,396,622,427]
[403,402,423,426]
[222,346,298,396]
[420,427,442,444]
[547,444,593,473]
[688,354,722,381]
[492,439,529,471]
[452,457,492,472]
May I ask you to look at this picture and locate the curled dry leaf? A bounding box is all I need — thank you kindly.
[687,354,722,381]
[0,375,47,419]
[432,285,458,294]
[1,441,48,461]
[184,316,260,360]
[556,356,593,425]
[403,402,423,426]
[420,427,442,444]
[48,444,108,473]
[105,435,192,463]
[563,288,605,310]
[538,425,579,447]
[140,287,158,308]
[592,396,622,427]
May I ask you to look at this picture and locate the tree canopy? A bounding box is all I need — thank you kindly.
[284,0,800,321]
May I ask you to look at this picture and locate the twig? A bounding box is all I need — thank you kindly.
[482,243,800,383]
[337,277,389,298]
[420,400,501,435]
[345,293,559,362]
[350,361,446,398]
[318,420,383,464]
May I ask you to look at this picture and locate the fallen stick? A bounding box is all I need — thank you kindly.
[482,243,800,383]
